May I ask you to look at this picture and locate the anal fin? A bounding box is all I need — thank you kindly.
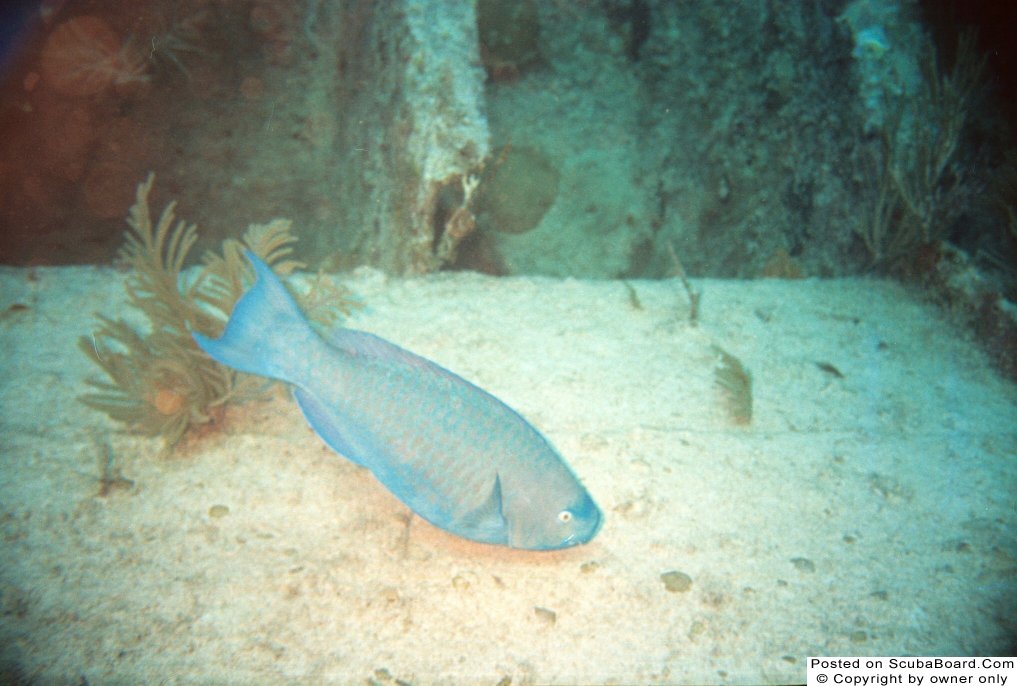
[292,387,366,467]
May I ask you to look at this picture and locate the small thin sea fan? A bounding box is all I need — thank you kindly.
[713,345,753,425]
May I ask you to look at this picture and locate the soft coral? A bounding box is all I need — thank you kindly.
[40,16,149,97]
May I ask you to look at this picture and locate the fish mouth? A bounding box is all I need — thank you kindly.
[561,507,603,548]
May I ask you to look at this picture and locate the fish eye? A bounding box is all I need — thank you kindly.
[557,510,573,524]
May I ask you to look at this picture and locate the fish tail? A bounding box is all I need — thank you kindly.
[192,249,314,382]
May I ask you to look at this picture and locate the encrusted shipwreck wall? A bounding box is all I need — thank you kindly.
[0,0,490,272]
[321,1,490,274]
[471,1,874,278]
[0,0,1006,282]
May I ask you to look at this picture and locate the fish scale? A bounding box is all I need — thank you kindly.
[315,337,505,523]
[361,363,493,512]
[193,250,602,550]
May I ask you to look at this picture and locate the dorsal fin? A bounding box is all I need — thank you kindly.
[327,328,436,371]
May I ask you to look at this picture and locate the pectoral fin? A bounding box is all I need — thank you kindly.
[455,474,509,545]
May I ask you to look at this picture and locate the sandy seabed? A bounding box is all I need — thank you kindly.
[1,265,1014,684]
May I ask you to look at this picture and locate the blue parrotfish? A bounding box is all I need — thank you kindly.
[192,251,602,550]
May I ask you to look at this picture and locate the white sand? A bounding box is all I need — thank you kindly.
[1,265,1014,684]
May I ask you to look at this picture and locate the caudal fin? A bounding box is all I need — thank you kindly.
[192,249,314,382]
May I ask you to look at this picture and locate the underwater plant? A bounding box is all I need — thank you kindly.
[146,8,210,80]
[78,174,355,447]
[40,16,150,97]
[858,30,986,269]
